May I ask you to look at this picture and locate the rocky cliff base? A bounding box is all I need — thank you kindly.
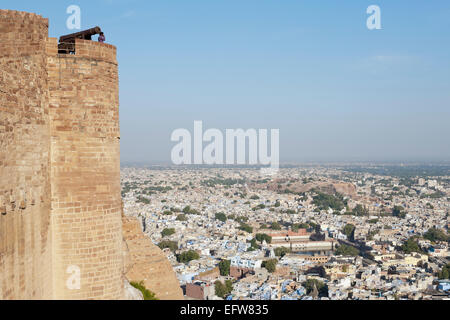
[122,217,184,300]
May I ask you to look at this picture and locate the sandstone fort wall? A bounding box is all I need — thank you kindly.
[0,10,53,300]
[0,10,123,300]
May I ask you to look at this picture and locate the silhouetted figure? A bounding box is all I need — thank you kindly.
[98,32,105,43]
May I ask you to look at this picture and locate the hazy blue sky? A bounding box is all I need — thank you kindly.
[4,0,450,163]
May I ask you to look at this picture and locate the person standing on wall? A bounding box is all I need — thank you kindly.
[98,32,105,43]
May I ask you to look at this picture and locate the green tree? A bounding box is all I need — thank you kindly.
[177,250,200,263]
[219,260,231,276]
[392,206,406,218]
[312,192,345,212]
[239,223,253,233]
[424,228,449,243]
[352,204,368,216]
[158,240,178,252]
[262,259,277,273]
[176,214,187,221]
[292,223,310,232]
[182,206,200,215]
[270,222,281,230]
[214,281,227,298]
[401,237,423,254]
[252,204,266,211]
[161,228,175,237]
[255,233,272,244]
[335,244,359,257]
[214,280,233,298]
[438,264,450,279]
[137,196,150,204]
[234,216,248,223]
[303,279,328,297]
[183,206,191,213]
[274,247,291,258]
[225,280,233,294]
[215,212,227,223]
[342,224,356,241]
[249,238,259,250]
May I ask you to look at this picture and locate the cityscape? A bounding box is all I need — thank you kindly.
[121,163,450,300]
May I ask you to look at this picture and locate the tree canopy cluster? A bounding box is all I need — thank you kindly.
[392,205,407,218]
[215,212,227,223]
[303,279,328,297]
[262,259,277,273]
[176,214,188,221]
[219,260,231,276]
[182,206,200,215]
[335,244,359,257]
[137,196,150,204]
[255,233,272,244]
[157,240,178,252]
[177,250,200,263]
[352,204,369,216]
[247,238,260,251]
[239,223,253,233]
[215,280,233,298]
[270,222,281,230]
[252,204,266,211]
[438,264,450,280]
[401,237,423,254]
[229,215,248,223]
[342,224,356,241]
[274,247,291,258]
[424,228,449,243]
[161,228,175,237]
[312,191,345,212]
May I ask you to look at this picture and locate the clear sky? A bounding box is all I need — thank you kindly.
[4,0,450,163]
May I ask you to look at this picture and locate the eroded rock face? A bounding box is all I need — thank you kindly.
[252,179,356,198]
[332,183,357,198]
[122,217,184,300]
